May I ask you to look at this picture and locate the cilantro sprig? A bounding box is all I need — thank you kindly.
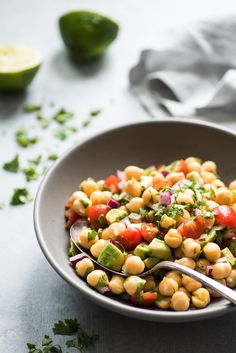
[10,188,32,206]
[3,154,19,173]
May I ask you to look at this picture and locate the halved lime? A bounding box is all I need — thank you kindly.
[59,10,119,61]
[0,45,42,92]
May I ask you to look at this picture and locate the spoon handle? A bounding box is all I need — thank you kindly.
[159,261,236,305]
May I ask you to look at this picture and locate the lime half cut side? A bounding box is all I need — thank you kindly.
[0,45,42,92]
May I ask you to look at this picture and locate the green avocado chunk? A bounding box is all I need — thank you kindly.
[148,238,171,260]
[105,209,128,224]
[98,243,125,271]
[229,239,236,257]
[221,247,236,266]
[68,240,79,257]
[133,242,150,260]
[198,229,217,248]
[144,256,160,269]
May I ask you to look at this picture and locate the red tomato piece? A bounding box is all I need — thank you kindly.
[178,216,205,239]
[104,175,120,193]
[140,223,159,243]
[176,159,188,175]
[214,206,236,227]
[87,204,110,229]
[117,227,142,250]
[131,292,157,306]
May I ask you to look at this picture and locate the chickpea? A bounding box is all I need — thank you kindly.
[187,161,202,173]
[229,180,236,190]
[109,275,125,294]
[90,190,103,204]
[182,238,201,259]
[174,247,184,259]
[185,157,201,164]
[90,239,108,258]
[205,200,219,210]
[203,243,221,262]
[101,228,110,240]
[182,275,202,292]
[202,161,217,174]
[100,191,112,204]
[124,166,144,181]
[87,270,109,288]
[226,269,236,288]
[123,256,145,275]
[208,279,226,297]
[201,171,216,184]
[166,172,185,186]
[192,288,210,309]
[212,179,225,188]
[211,261,232,280]
[126,197,144,212]
[123,276,146,295]
[178,286,191,299]
[171,291,190,311]
[153,172,165,190]
[75,258,94,278]
[175,209,191,225]
[72,197,92,216]
[215,187,233,205]
[164,229,182,248]
[123,179,142,197]
[143,275,156,292]
[158,277,179,296]
[106,222,126,240]
[176,192,194,205]
[155,296,171,310]
[70,190,87,203]
[160,214,176,229]
[196,258,210,274]
[175,257,196,269]
[78,228,98,249]
[80,178,98,197]
[97,179,105,190]
[165,271,182,287]
[142,186,159,205]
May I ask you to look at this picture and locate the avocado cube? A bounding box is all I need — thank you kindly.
[148,238,171,260]
[133,242,150,260]
[144,256,160,269]
[221,247,236,267]
[105,209,128,224]
[98,243,125,271]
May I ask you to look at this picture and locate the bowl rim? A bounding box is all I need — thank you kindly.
[34,118,236,322]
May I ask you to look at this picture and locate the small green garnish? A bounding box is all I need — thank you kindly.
[97,214,107,228]
[53,318,79,335]
[10,188,32,205]
[23,166,40,181]
[54,129,68,141]
[53,109,74,124]
[28,155,42,166]
[82,120,90,128]
[199,209,214,219]
[27,335,62,353]
[16,128,39,148]
[68,126,78,133]
[23,103,41,112]
[80,199,89,208]
[48,153,58,161]
[167,204,185,218]
[37,112,50,129]
[88,230,96,241]
[90,109,101,117]
[0,202,5,210]
[3,154,19,173]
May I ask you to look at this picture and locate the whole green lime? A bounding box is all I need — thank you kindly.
[59,10,119,61]
[0,45,42,92]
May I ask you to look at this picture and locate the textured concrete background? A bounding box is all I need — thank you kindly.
[1,0,236,352]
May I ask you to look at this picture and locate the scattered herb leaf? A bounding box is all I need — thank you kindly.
[28,155,42,166]
[54,129,67,141]
[48,153,58,161]
[53,109,73,125]
[23,103,41,113]
[16,128,39,148]
[90,109,101,117]
[53,319,80,335]
[3,154,19,173]
[10,188,32,205]
[82,120,90,128]
[37,112,50,129]
[23,166,40,182]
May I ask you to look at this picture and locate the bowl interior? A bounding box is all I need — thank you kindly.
[34,120,236,322]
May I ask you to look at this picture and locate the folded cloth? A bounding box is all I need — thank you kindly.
[129,16,236,119]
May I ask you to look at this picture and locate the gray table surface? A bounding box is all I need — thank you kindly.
[1,0,236,352]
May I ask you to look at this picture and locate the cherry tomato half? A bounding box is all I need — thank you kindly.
[214,205,236,227]
[87,204,110,229]
[131,292,157,306]
[176,159,188,175]
[118,227,142,250]
[140,223,159,243]
[104,175,120,193]
[178,216,205,239]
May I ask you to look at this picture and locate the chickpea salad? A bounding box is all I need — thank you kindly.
[65,157,236,311]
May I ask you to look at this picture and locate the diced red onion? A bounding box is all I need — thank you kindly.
[118,179,126,190]
[217,257,228,264]
[161,170,169,177]
[141,176,153,188]
[117,170,125,180]
[69,253,87,267]
[206,265,213,276]
[159,190,172,205]
[108,199,120,208]
[97,286,110,294]
[128,213,143,223]
[120,216,131,228]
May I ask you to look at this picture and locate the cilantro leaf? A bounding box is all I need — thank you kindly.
[10,188,32,206]
[199,209,214,219]
[66,327,99,353]
[54,129,67,141]
[53,109,73,125]
[167,204,185,219]
[23,166,40,181]
[82,120,90,128]
[48,153,58,161]
[42,335,53,346]
[90,109,101,117]
[88,230,96,241]
[53,319,80,335]
[23,103,41,112]
[37,112,50,129]
[16,128,39,148]
[3,154,19,173]
[28,155,42,166]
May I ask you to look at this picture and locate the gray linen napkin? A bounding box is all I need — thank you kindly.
[129,16,236,118]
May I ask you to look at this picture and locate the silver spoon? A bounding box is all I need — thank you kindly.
[70,219,236,305]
